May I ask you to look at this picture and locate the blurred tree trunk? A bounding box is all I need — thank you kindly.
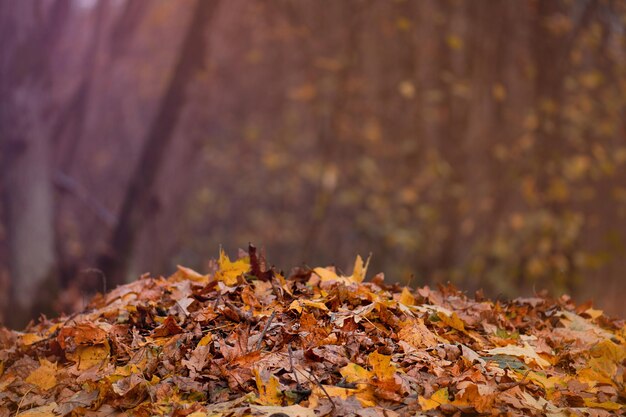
[531,0,598,293]
[0,0,70,328]
[98,0,221,287]
[431,0,470,280]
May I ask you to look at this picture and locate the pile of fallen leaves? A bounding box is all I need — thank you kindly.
[1,247,625,417]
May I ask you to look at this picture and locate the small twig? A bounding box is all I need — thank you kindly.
[224,300,254,323]
[15,387,34,417]
[256,311,277,351]
[294,367,335,409]
[217,361,246,391]
[213,294,222,310]
[362,315,392,337]
[201,323,233,333]
[288,343,300,387]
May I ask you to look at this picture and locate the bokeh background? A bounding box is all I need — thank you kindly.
[2,0,626,328]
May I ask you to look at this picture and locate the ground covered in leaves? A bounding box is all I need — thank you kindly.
[1,247,625,416]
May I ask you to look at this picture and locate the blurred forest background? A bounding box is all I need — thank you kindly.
[2,0,626,328]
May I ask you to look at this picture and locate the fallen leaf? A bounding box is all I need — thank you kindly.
[288,299,328,314]
[57,323,108,349]
[174,265,209,283]
[25,359,57,391]
[398,320,439,348]
[351,255,370,283]
[66,343,110,370]
[583,398,622,410]
[418,387,449,411]
[216,249,250,286]
[197,333,212,347]
[152,315,183,337]
[21,333,43,346]
[399,288,415,306]
[311,384,376,407]
[254,369,282,406]
[53,389,99,415]
[437,312,466,332]
[16,403,58,417]
[368,351,395,381]
[329,303,375,329]
[251,404,317,417]
[314,255,370,285]
[340,362,373,383]
[485,343,551,368]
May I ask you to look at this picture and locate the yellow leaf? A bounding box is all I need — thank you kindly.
[21,333,43,346]
[288,300,303,314]
[45,323,63,337]
[67,343,110,370]
[313,267,341,283]
[197,333,212,347]
[313,255,370,285]
[583,398,622,410]
[368,351,395,381]
[351,255,370,283]
[340,363,372,384]
[312,385,376,407]
[418,388,450,411]
[288,299,328,314]
[437,312,466,332]
[253,369,282,406]
[25,359,57,391]
[215,249,250,286]
[590,339,626,362]
[578,358,617,386]
[520,371,567,390]
[317,385,352,400]
[399,287,415,306]
[114,362,144,378]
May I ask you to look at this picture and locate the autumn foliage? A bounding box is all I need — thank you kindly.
[0,247,624,416]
